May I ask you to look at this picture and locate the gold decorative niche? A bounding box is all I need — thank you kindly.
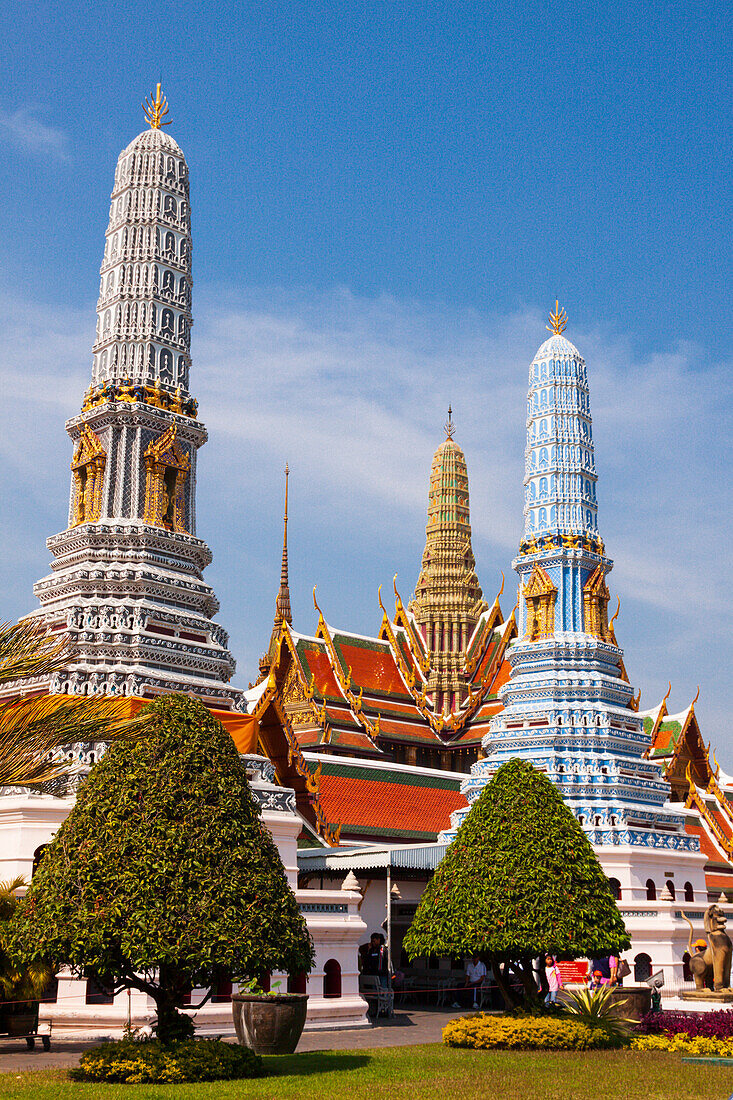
[523,564,557,641]
[71,426,107,525]
[583,564,611,640]
[143,425,190,531]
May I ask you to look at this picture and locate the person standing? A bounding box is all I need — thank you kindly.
[465,955,487,1008]
[362,932,390,988]
[544,956,563,1005]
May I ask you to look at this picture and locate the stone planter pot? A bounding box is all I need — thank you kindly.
[608,985,652,1021]
[7,1013,38,1036]
[232,994,308,1055]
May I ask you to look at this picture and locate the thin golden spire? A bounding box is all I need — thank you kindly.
[444,405,455,440]
[274,464,292,626]
[143,83,171,130]
[546,300,568,336]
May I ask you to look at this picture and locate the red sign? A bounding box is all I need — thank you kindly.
[556,960,589,983]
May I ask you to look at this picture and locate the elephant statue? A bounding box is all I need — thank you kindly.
[683,905,733,992]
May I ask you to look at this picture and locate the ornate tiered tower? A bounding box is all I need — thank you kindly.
[441,306,697,856]
[26,88,241,708]
[409,409,487,713]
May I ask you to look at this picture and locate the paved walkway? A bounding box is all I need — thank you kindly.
[0,1009,469,1073]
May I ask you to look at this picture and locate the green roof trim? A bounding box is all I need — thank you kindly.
[320,760,461,791]
[340,823,442,841]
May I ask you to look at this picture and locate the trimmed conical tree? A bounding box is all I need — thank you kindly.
[403,758,630,1007]
[10,694,314,1041]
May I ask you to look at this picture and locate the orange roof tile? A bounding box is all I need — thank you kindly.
[299,643,343,699]
[338,641,408,696]
[316,763,464,840]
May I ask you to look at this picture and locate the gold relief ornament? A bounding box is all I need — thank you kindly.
[142,424,190,531]
[71,426,107,525]
[143,83,171,130]
[546,300,568,336]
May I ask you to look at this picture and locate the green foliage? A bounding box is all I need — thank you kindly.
[443,1012,628,1050]
[0,876,51,1001]
[10,694,314,1039]
[404,759,630,961]
[561,985,632,1040]
[69,1037,263,1083]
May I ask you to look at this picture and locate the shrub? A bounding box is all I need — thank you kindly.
[70,1038,264,1084]
[632,1033,733,1057]
[561,986,632,1041]
[11,694,314,1043]
[404,759,629,1008]
[443,1012,627,1051]
[638,1009,733,1039]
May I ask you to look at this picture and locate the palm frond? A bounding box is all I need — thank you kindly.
[560,985,632,1038]
[0,620,69,687]
[0,695,150,787]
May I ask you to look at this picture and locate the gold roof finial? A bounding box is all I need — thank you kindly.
[143,83,171,130]
[546,300,568,336]
[444,405,455,440]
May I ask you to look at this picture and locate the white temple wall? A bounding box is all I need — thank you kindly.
[0,792,368,1035]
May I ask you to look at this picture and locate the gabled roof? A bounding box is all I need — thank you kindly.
[303,753,467,843]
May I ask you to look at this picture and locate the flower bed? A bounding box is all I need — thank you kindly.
[638,1009,733,1039]
[633,1034,733,1056]
[70,1038,264,1084]
[443,1013,626,1051]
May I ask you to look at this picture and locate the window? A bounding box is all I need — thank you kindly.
[323,960,342,998]
[32,844,49,878]
[212,975,232,1003]
[86,976,115,1005]
[682,953,692,982]
[684,882,694,902]
[608,878,621,900]
[634,953,652,982]
[665,880,676,901]
[287,972,307,994]
[646,879,657,901]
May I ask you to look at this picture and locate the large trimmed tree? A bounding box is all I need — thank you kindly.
[403,758,629,1007]
[10,694,314,1041]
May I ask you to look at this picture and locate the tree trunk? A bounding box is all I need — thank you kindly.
[153,965,195,1045]
[489,955,520,1010]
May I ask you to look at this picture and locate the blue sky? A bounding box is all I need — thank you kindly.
[0,3,731,748]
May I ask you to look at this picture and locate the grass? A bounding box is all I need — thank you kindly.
[2,1045,733,1100]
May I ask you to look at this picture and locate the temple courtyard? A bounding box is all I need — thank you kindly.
[1,1042,732,1100]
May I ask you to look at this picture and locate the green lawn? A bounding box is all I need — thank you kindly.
[2,1046,733,1100]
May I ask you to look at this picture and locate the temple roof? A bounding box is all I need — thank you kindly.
[303,754,467,842]
[123,127,184,155]
[532,333,583,361]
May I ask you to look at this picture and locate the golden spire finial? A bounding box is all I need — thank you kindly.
[444,405,455,440]
[274,463,292,627]
[546,300,568,336]
[143,83,171,130]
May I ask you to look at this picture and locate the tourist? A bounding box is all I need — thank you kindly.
[589,969,606,991]
[464,955,487,1008]
[616,956,631,986]
[608,953,619,985]
[589,954,612,985]
[452,955,486,1009]
[544,955,563,1005]
[362,932,390,988]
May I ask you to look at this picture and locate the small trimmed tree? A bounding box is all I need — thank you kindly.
[10,694,314,1041]
[403,758,629,1007]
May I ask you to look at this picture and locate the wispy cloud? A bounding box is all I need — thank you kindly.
[0,105,71,162]
[0,284,730,744]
